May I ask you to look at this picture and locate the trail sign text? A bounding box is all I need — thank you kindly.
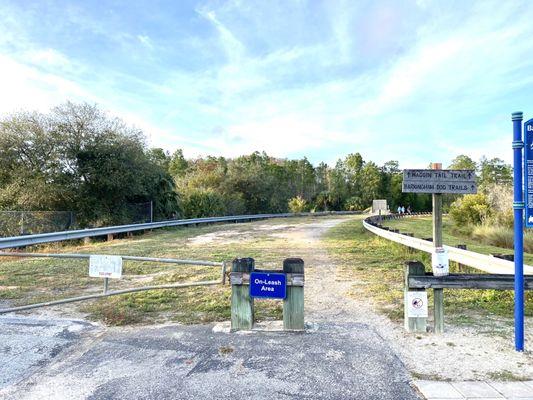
[402,169,477,194]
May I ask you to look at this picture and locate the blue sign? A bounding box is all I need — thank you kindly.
[525,119,533,228]
[249,272,286,299]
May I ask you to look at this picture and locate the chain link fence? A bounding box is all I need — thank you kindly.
[129,202,153,224]
[0,202,154,237]
[0,211,75,237]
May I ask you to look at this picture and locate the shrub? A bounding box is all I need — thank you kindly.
[344,196,364,211]
[484,183,513,228]
[449,193,490,226]
[288,196,308,213]
[180,189,226,218]
[471,225,514,249]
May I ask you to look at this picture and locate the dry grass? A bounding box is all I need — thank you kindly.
[472,224,533,253]
[325,218,533,320]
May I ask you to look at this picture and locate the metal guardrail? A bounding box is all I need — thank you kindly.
[363,213,533,275]
[0,211,359,250]
[0,252,226,314]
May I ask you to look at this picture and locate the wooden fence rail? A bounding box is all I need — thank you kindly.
[404,260,533,333]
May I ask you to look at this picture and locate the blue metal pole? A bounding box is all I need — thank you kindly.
[512,111,524,352]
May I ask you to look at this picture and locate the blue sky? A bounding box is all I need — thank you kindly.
[0,0,532,168]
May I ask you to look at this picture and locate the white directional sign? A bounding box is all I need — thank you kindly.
[402,169,477,194]
[89,255,123,279]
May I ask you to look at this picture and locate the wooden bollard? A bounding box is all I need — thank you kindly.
[404,261,427,333]
[231,258,255,331]
[107,233,114,242]
[283,258,305,331]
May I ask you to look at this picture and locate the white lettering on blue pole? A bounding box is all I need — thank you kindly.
[524,119,533,228]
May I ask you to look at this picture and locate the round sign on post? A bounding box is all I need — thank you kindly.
[432,247,449,277]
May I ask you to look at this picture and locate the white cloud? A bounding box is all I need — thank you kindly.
[196,7,245,62]
[0,54,93,113]
[0,0,532,168]
[137,35,153,49]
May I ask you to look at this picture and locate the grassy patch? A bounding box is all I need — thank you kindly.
[324,217,533,321]
[487,370,530,381]
[323,218,429,321]
[471,224,533,253]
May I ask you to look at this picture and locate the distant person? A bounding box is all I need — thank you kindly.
[407,205,412,214]
[397,205,402,214]
[401,206,405,214]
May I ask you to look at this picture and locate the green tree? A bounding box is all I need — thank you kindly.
[448,155,476,171]
[0,102,179,225]
[359,161,382,208]
[478,157,512,188]
[180,188,226,218]
[449,193,490,226]
[169,149,189,178]
[147,148,171,171]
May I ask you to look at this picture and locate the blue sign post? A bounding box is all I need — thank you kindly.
[513,111,525,351]
[249,271,287,299]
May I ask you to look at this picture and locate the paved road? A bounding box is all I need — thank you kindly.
[1,317,419,399]
[0,315,96,390]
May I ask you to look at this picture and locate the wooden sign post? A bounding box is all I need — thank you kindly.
[431,163,444,334]
[230,257,305,332]
[402,163,477,334]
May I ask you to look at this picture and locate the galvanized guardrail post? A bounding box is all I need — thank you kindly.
[283,258,305,331]
[404,261,427,333]
[230,257,255,331]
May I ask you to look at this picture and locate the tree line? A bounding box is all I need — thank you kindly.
[0,103,512,227]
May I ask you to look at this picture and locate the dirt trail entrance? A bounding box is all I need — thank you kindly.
[264,217,363,321]
[3,216,531,399]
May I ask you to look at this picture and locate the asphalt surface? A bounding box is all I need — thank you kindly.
[0,315,96,390]
[0,317,420,400]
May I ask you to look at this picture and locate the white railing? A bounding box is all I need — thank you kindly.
[363,214,533,275]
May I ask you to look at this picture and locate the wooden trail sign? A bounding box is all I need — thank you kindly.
[401,164,477,334]
[402,169,477,194]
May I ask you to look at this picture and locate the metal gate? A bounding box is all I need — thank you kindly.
[0,252,226,314]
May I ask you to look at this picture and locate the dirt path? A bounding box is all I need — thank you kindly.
[266,218,360,321]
